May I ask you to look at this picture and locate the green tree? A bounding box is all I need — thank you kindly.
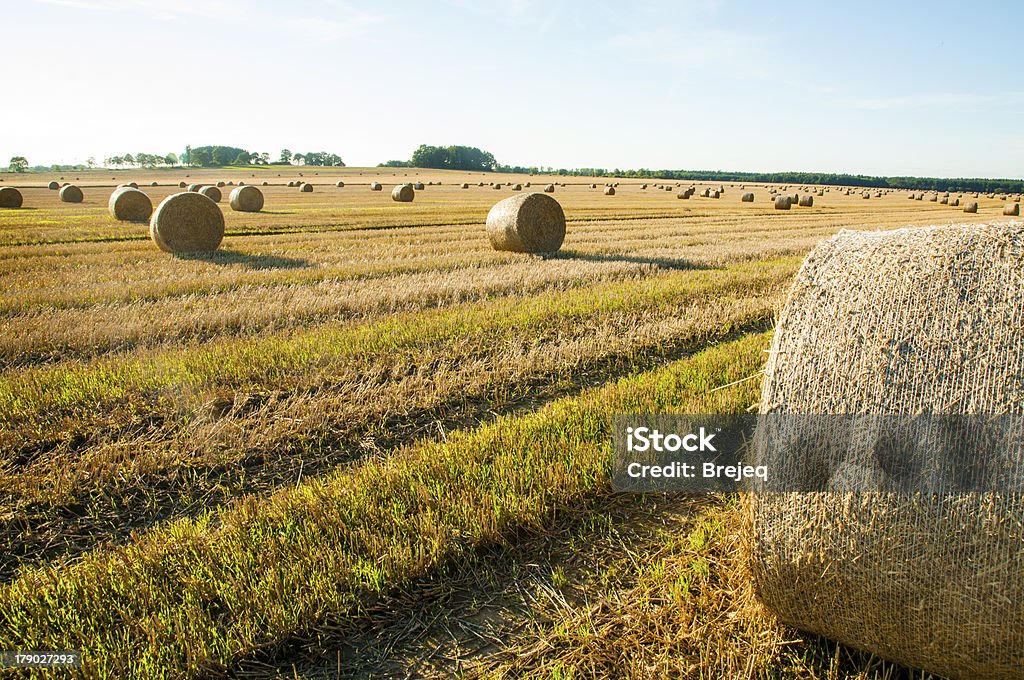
[86,156,96,168]
[233,151,251,165]
[191,148,212,167]
[279,149,292,164]
[9,156,28,172]
[165,152,178,166]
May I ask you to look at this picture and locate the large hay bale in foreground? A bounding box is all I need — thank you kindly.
[0,187,23,208]
[60,185,83,203]
[229,185,264,212]
[1004,203,1020,216]
[149,192,225,253]
[485,192,565,254]
[746,223,1024,680]
[108,187,153,222]
[774,195,791,210]
[199,185,222,202]
[391,184,414,202]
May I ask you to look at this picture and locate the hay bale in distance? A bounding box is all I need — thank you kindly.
[300,183,313,192]
[370,182,382,191]
[199,185,222,202]
[544,184,555,193]
[964,201,978,213]
[108,187,153,222]
[799,195,814,207]
[59,185,83,203]
[485,192,565,254]
[151,181,159,187]
[1004,203,1020,216]
[47,180,59,190]
[741,192,755,202]
[493,184,502,190]
[0,187,23,208]
[229,185,264,212]
[774,195,791,210]
[677,190,689,199]
[216,181,225,187]
[187,184,201,192]
[150,192,224,253]
[512,183,522,191]
[413,182,424,190]
[747,222,1024,680]
[179,181,187,188]
[336,181,345,188]
[391,184,415,202]
[604,186,615,196]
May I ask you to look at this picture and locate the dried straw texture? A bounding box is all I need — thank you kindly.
[199,185,222,202]
[391,184,414,202]
[59,185,83,203]
[229,185,264,212]
[485,192,566,254]
[1005,204,1020,216]
[741,192,755,202]
[0,187,23,208]
[107,187,153,222]
[798,195,813,207]
[149,192,225,253]
[964,201,978,213]
[677,190,689,199]
[774,196,791,210]
[747,223,1024,680]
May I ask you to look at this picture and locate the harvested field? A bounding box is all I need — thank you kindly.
[0,165,1016,678]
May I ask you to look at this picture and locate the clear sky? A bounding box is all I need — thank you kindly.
[4,0,1022,177]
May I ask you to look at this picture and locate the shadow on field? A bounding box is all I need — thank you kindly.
[175,250,312,269]
[549,249,712,270]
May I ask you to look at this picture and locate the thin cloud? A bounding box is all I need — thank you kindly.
[850,91,1024,110]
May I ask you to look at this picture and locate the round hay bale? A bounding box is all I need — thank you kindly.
[524,182,531,188]
[774,195,791,210]
[391,184,415,202]
[710,190,720,198]
[179,181,187,188]
[414,182,424,190]
[188,184,201,192]
[604,186,615,196]
[151,181,158,187]
[127,182,138,189]
[59,185,83,203]
[229,185,264,212]
[493,184,502,190]
[478,182,485,187]
[746,222,1024,680]
[640,184,647,190]
[590,183,597,189]
[512,183,522,191]
[461,183,469,189]
[47,180,59,190]
[262,181,268,186]
[676,190,689,199]
[741,192,755,202]
[370,182,382,191]
[485,192,565,254]
[108,187,153,222]
[798,195,813,207]
[929,194,937,201]
[964,201,978,213]
[940,197,949,204]
[952,198,960,206]
[149,192,224,253]
[287,181,296,187]
[1004,203,1020,216]
[336,181,345,188]
[0,187,23,208]
[238,181,245,186]
[543,184,555,193]
[300,183,313,192]
[199,185,222,202]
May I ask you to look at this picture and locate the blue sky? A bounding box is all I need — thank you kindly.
[4,0,1022,177]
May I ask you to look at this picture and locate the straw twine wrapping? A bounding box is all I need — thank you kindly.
[0,187,23,208]
[108,187,153,222]
[199,185,222,202]
[149,192,225,253]
[391,184,414,202]
[229,186,264,212]
[59,185,83,203]
[746,223,1024,680]
[485,192,565,254]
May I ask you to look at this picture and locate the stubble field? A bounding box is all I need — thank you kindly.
[0,166,1010,678]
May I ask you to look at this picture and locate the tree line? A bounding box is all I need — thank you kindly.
[380,145,497,172]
